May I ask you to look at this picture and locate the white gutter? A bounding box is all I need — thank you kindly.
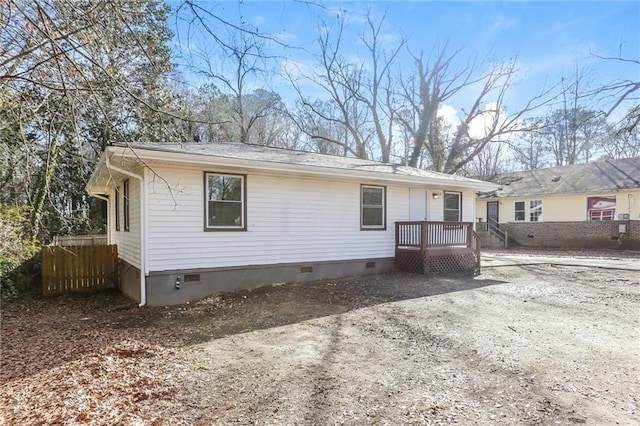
[105,153,147,307]
[109,146,498,192]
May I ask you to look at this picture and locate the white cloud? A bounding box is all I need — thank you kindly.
[437,105,460,128]
[280,58,314,80]
[273,31,299,45]
[378,31,402,46]
[467,102,526,140]
[439,102,524,141]
[491,15,517,31]
[251,15,267,28]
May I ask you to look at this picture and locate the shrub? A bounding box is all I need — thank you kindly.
[0,205,40,300]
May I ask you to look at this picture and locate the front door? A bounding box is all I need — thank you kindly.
[410,188,428,221]
[487,201,499,230]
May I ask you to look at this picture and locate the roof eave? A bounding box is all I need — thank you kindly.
[106,146,498,191]
[85,153,108,195]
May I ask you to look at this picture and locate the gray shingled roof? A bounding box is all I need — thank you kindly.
[124,142,492,187]
[479,157,640,198]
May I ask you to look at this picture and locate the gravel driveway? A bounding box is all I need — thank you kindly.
[169,261,639,425]
[2,252,639,425]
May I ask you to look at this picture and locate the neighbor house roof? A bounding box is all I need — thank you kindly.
[88,142,497,192]
[478,157,640,199]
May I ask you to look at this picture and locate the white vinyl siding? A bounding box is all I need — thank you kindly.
[429,193,443,221]
[145,166,408,272]
[136,164,482,273]
[110,177,141,269]
[461,191,475,222]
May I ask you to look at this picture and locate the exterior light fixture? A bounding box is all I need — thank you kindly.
[432,192,440,199]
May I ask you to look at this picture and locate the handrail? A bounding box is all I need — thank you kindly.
[487,217,508,248]
[476,221,488,232]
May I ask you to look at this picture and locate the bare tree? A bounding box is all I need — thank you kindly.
[599,123,640,159]
[508,119,547,170]
[1,0,176,239]
[293,99,353,156]
[176,1,286,144]
[464,141,510,180]
[353,13,405,162]
[541,69,610,166]
[196,33,270,143]
[397,46,558,173]
[290,12,405,161]
[590,52,639,132]
[176,83,232,143]
[246,90,299,147]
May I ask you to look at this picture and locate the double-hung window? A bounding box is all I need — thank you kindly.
[205,172,246,230]
[123,179,130,232]
[529,200,542,222]
[443,191,461,221]
[514,201,525,221]
[115,186,120,231]
[361,185,386,230]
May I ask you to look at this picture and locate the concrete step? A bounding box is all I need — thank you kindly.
[477,230,506,248]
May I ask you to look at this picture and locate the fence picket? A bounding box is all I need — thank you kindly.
[41,245,118,296]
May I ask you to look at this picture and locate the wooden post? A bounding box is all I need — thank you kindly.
[395,222,399,253]
[420,222,427,252]
[466,223,473,248]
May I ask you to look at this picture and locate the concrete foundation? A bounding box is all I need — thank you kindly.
[143,257,395,306]
[119,260,141,303]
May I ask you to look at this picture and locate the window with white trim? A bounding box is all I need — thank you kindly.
[361,185,386,230]
[443,191,461,221]
[115,186,120,231]
[205,173,246,230]
[529,200,542,222]
[514,201,525,221]
[123,179,130,232]
[587,196,615,221]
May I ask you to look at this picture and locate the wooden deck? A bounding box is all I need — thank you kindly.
[395,221,481,276]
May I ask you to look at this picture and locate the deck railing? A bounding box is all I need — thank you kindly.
[395,221,482,275]
[395,221,475,250]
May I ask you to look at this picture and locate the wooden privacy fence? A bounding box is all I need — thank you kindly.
[42,245,118,296]
[52,234,108,246]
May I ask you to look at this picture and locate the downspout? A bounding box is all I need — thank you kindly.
[105,153,147,307]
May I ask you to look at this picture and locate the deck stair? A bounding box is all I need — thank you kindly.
[476,218,511,248]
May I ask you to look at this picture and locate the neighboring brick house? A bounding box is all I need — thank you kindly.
[476,158,640,250]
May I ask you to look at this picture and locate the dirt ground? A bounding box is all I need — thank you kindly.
[1,251,639,425]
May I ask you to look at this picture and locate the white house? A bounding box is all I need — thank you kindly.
[86,143,496,306]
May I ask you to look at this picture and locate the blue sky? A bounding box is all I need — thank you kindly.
[169,1,639,121]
